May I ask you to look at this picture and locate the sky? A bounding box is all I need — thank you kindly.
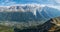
[0,0,60,6]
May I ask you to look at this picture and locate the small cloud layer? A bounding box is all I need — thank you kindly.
[0,0,60,6]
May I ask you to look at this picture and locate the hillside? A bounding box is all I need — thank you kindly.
[0,25,14,32]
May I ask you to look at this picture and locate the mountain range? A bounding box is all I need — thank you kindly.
[0,5,59,28]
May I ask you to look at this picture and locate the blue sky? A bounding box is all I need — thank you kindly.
[0,0,60,6]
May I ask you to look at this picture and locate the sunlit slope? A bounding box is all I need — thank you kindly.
[49,17,60,32]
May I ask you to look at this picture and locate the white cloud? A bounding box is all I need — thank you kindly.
[55,0,60,3]
[0,0,17,6]
[45,4,60,10]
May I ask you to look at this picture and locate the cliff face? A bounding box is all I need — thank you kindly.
[49,17,60,32]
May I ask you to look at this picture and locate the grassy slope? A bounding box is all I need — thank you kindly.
[0,25,14,32]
